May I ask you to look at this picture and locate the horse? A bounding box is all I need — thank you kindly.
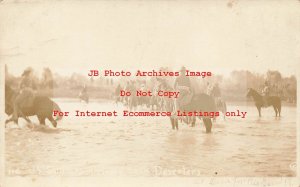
[127,93,139,111]
[178,93,217,133]
[246,88,281,117]
[5,85,63,127]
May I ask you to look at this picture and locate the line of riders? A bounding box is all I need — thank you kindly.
[7,66,278,127]
[114,67,226,118]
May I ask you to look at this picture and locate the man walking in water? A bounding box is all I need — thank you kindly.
[12,67,36,124]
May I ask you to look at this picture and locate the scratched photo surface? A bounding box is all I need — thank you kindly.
[0,1,299,186]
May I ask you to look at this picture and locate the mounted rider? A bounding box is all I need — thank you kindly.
[174,66,193,108]
[12,67,37,123]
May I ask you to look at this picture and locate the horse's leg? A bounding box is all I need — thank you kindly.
[191,116,196,127]
[187,116,190,125]
[5,116,14,124]
[22,116,31,124]
[5,116,18,128]
[175,118,179,130]
[256,106,261,117]
[278,108,281,117]
[14,108,30,124]
[278,102,281,117]
[17,109,29,122]
[38,116,46,125]
[170,117,175,130]
[223,102,227,121]
[273,105,278,117]
[203,118,212,133]
[48,115,57,128]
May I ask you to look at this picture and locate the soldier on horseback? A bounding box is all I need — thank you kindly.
[11,67,37,124]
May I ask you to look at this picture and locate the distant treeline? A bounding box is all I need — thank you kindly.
[221,70,296,103]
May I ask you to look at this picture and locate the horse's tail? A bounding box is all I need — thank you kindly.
[53,102,63,121]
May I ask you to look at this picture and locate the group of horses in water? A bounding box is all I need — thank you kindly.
[111,81,227,132]
[5,81,282,133]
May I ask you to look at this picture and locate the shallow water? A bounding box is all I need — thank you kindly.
[5,99,297,177]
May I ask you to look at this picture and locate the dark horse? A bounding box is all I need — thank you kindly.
[247,88,281,117]
[164,93,217,133]
[5,85,63,127]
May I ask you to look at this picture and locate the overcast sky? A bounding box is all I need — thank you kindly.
[1,1,299,77]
